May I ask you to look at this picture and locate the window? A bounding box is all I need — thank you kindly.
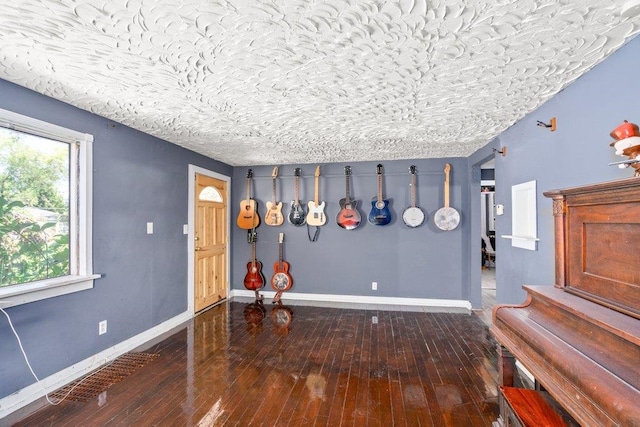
[0,108,99,307]
[199,186,223,202]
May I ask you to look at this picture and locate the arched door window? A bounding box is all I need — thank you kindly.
[199,186,223,202]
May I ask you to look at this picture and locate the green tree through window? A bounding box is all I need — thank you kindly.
[0,129,70,286]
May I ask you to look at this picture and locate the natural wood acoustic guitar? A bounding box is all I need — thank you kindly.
[237,169,260,230]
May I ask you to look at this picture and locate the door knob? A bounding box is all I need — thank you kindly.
[195,246,202,251]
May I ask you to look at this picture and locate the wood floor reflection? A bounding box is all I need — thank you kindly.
[13,301,499,426]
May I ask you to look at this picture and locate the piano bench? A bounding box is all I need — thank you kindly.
[499,386,568,427]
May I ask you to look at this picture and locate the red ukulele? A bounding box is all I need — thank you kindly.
[271,232,293,303]
[243,231,265,301]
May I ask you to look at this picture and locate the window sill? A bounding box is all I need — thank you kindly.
[0,275,101,308]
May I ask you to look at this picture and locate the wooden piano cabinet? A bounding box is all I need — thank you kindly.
[544,177,640,319]
[492,178,640,427]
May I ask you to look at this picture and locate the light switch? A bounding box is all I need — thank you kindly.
[183,224,188,234]
[147,222,153,234]
[496,204,504,216]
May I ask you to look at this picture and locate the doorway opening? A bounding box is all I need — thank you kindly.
[480,158,496,313]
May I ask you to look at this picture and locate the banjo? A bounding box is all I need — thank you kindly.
[434,163,460,231]
[402,165,425,227]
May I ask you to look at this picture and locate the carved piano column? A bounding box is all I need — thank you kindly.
[550,197,566,289]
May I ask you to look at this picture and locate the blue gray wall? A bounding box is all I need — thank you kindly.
[0,80,232,399]
[231,159,471,301]
[478,35,640,304]
[2,32,639,404]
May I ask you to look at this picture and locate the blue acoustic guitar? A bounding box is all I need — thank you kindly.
[368,164,392,226]
[288,167,306,226]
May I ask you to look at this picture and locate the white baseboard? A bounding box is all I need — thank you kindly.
[0,311,192,419]
[230,289,472,311]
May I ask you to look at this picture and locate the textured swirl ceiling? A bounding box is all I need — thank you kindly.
[0,1,639,166]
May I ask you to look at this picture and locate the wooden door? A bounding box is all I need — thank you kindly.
[194,173,228,312]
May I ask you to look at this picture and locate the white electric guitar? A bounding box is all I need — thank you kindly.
[306,166,326,226]
[264,166,283,226]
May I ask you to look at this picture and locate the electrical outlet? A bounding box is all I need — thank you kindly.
[372,316,378,324]
[372,281,377,290]
[99,320,107,335]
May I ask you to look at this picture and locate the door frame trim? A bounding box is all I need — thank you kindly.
[187,165,231,315]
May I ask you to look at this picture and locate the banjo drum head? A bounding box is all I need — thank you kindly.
[402,207,425,227]
[434,206,460,231]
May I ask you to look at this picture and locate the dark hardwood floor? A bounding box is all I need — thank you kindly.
[11,301,499,426]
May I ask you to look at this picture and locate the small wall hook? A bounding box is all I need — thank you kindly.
[492,147,507,157]
[537,117,557,131]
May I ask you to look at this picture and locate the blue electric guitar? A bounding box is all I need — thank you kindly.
[368,164,392,225]
[288,168,306,226]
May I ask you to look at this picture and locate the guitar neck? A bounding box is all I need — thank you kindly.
[314,174,319,205]
[377,173,383,203]
[251,240,256,268]
[345,173,351,203]
[410,173,417,208]
[272,176,277,204]
[444,164,451,208]
[294,175,300,205]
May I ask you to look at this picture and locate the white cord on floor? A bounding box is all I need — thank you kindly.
[1,307,115,406]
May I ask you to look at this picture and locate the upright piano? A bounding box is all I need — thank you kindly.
[491,178,640,426]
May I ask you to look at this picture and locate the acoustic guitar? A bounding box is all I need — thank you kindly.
[271,232,293,303]
[336,165,361,230]
[306,166,326,226]
[402,165,425,227]
[243,231,265,299]
[237,169,260,230]
[265,166,284,226]
[288,168,306,226]
[368,164,392,226]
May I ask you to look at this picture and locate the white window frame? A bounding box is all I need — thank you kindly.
[0,108,100,307]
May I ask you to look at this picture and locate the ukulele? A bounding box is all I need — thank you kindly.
[271,232,293,303]
[288,167,306,226]
[236,169,260,230]
[336,166,361,230]
[265,166,283,226]
[368,164,392,226]
[243,231,265,298]
[402,165,425,227]
[306,166,326,226]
